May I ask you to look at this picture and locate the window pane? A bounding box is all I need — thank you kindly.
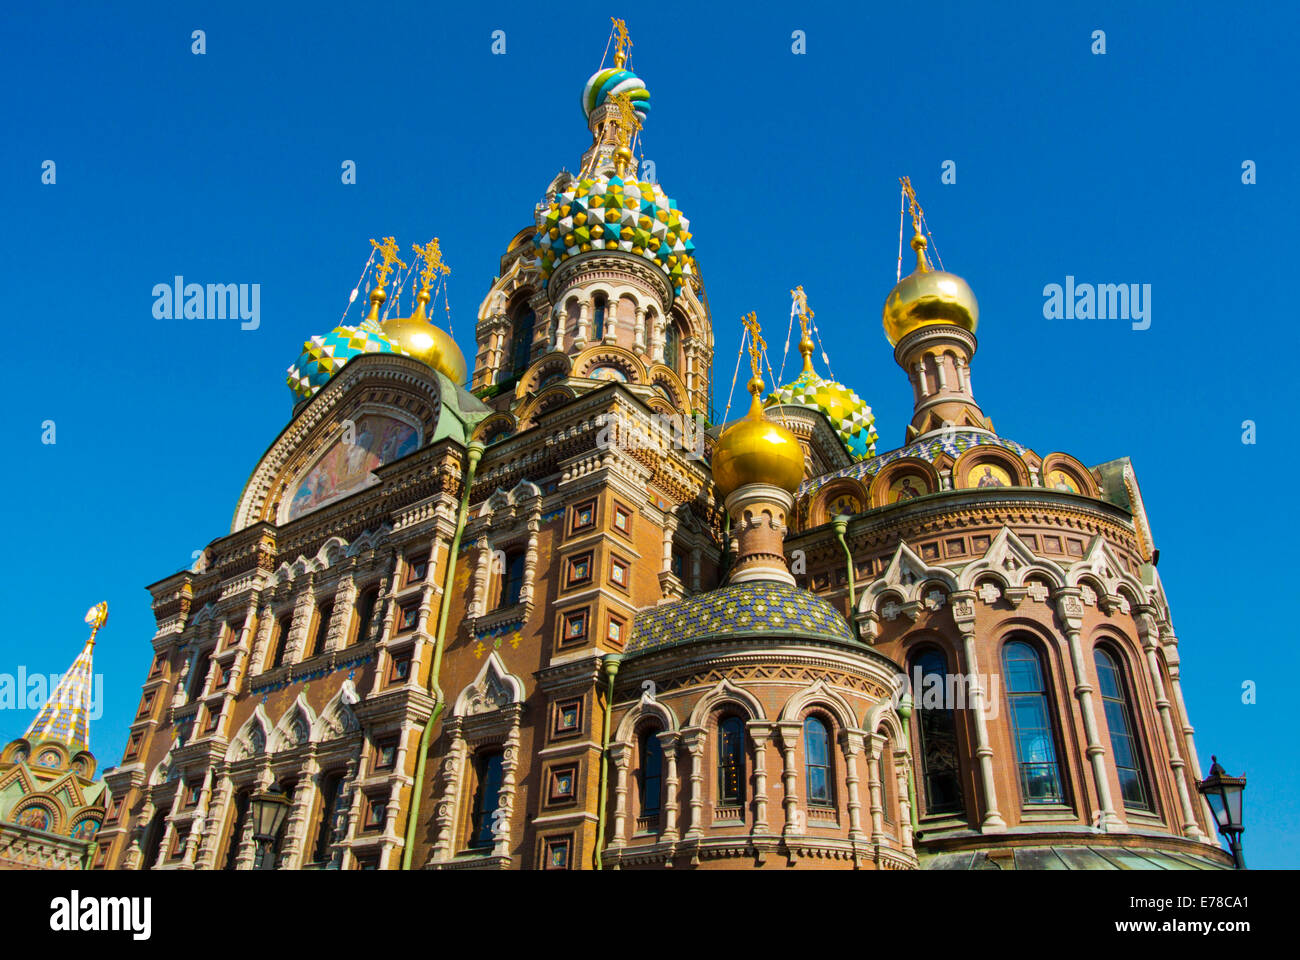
[1094,649,1150,810]
[470,752,505,848]
[718,717,745,805]
[1003,641,1064,805]
[641,731,663,815]
[912,648,964,814]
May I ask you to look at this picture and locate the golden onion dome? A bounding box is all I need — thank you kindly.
[380,290,468,385]
[713,380,806,498]
[882,233,979,347]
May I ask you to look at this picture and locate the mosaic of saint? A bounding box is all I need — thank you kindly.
[889,475,927,503]
[1046,469,1079,493]
[289,414,419,520]
[968,463,1012,489]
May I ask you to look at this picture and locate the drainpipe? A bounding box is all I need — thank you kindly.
[593,654,621,870]
[896,694,921,837]
[400,440,485,870]
[830,515,855,614]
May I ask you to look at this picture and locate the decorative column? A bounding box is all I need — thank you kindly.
[195,772,232,869]
[285,583,316,665]
[745,722,771,835]
[949,590,1006,830]
[776,721,801,836]
[520,503,542,606]
[1135,608,1204,840]
[574,299,590,348]
[492,713,522,860]
[914,362,928,397]
[182,768,215,867]
[1053,587,1123,830]
[470,538,493,618]
[609,742,632,848]
[893,747,915,855]
[325,576,356,653]
[428,721,467,863]
[634,306,647,352]
[866,734,887,846]
[277,758,319,869]
[650,313,666,364]
[659,732,681,843]
[839,730,868,844]
[681,728,706,840]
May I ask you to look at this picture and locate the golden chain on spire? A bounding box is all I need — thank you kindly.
[611,17,632,67]
[413,238,451,294]
[369,236,406,290]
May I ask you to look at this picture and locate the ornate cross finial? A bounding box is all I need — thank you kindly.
[742,311,766,393]
[899,176,929,271]
[791,285,814,338]
[413,238,451,292]
[611,17,632,67]
[84,602,108,644]
[369,236,406,291]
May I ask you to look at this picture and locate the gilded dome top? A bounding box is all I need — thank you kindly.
[882,233,979,346]
[713,391,805,498]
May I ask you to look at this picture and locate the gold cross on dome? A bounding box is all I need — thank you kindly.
[791,285,814,338]
[370,236,406,290]
[612,17,632,67]
[413,238,451,293]
[742,311,765,380]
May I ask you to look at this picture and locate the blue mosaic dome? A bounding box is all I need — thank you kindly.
[286,319,405,406]
[626,580,855,655]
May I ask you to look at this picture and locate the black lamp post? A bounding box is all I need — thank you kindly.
[249,784,291,870]
[1196,755,1247,869]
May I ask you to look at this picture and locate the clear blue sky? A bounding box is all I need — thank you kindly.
[2,1,1294,867]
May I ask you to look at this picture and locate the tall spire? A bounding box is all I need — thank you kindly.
[24,603,105,754]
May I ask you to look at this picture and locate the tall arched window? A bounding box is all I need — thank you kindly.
[663,320,680,374]
[222,789,250,870]
[189,647,213,700]
[638,728,663,821]
[804,716,833,806]
[591,295,606,341]
[306,600,332,658]
[469,750,505,849]
[268,613,293,670]
[1002,640,1064,803]
[911,647,964,814]
[140,811,167,871]
[352,586,380,646]
[495,551,526,610]
[310,772,346,864]
[510,307,535,379]
[717,716,746,806]
[1094,648,1151,811]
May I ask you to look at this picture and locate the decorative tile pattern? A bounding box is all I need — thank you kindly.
[286,319,406,405]
[626,580,854,654]
[768,369,878,459]
[24,638,96,753]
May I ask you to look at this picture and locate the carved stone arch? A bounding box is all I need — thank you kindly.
[271,694,318,752]
[1066,536,1135,598]
[957,527,1066,591]
[572,343,648,384]
[615,696,679,744]
[148,750,176,787]
[1040,451,1101,497]
[509,478,542,503]
[646,396,676,418]
[777,678,859,733]
[953,445,1033,489]
[868,457,941,508]
[514,384,577,428]
[345,524,392,558]
[811,477,869,526]
[515,352,573,399]
[313,682,361,741]
[226,706,271,762]
[453,651,525,718]
[687,678,766,728]
[859,540,958,613]
[864,702,906,746]
[316,536,349,570]
[645,363,690,411]
[474,412,518,447]
[189,602,218,626]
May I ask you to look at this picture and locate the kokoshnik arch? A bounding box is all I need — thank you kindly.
[91,22,1230,871]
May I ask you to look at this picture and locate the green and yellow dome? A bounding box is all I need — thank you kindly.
[767,335,878,460]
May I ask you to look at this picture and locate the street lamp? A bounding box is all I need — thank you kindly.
[1196,755,1247,869]
[249,784,291,870]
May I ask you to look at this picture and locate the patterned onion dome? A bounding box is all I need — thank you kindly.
[582,67,651,122]
[286,319,406,404]
[767,348,878,460]
[533,172,696,296]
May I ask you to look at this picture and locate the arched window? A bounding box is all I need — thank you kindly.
[1094,648,1151,811]
[804,716,833,806]
[717,716,746,806]
[189,648,213,700]
[352,586,380,646]
[911,647,964,814]
[268,613,293,670]
[663,320,680,374]
[222,789,250,870]
[310,772,346,864]
[638,728,664,820]
[140,811,167,871]
[306,600,332,658]
[591,295,606,341]
[495,551,526,610]
[1002,640,1064,803]
[469,750,505,849]
[510,307,535,379]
